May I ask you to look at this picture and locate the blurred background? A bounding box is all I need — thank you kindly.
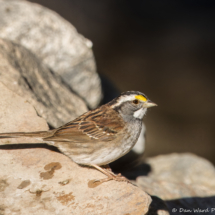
[29,0,215,164]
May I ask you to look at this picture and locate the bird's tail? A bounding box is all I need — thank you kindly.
[0,131,52,139]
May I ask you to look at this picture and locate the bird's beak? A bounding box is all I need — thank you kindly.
[143,100,157,108]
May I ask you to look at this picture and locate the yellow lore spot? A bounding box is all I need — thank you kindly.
[135,95,147,102]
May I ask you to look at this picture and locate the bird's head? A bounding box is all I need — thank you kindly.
[109,91,157,120]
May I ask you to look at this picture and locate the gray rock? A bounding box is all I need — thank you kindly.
[136,153,215,215]
[0,0,102,108]
[0,83,151,215]
[0,38,88,128]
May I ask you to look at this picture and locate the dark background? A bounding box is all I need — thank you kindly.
[29,0,215,164]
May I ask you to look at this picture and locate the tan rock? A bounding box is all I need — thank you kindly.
[0,82,48,144]
[0,83,151,214]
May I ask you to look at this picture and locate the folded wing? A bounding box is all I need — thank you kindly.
[44,105,125,143]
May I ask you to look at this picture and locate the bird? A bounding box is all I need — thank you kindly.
[0,91,156,183]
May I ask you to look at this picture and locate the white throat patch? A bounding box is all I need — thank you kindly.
[133,108,147,119]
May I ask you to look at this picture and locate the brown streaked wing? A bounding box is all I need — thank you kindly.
[44,105,125,143]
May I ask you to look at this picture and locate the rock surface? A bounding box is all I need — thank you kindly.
[0,83,151,215]
[136,153,215,215]
[0,0,102,108]
[0,38,88,128]
[0,82,48,144]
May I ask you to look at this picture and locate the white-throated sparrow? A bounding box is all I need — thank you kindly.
[0,91,156,183]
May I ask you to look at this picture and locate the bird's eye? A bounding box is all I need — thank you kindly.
[133,99,139,105]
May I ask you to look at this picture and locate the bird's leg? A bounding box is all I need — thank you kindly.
[90,164,129,183]
[101,164,123,178]
[101,164,115,175]
[91,164,115,178]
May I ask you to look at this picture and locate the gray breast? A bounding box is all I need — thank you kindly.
[79,119,142,166]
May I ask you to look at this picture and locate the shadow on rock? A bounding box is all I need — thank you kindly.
[0,143,61,154]
[147,196,170,215]
[110,151,152,180]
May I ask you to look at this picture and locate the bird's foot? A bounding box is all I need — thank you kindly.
[90,164,130,184]
[93,174,130,184]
